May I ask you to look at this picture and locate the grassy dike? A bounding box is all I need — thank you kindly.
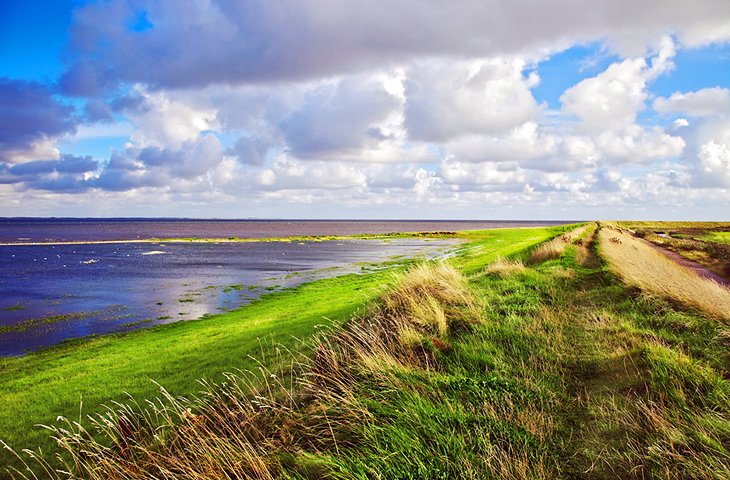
[0,226,564,474]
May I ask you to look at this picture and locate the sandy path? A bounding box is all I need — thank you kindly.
[641,239,730,288]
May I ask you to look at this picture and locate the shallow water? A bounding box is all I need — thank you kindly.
[0,218,570,243]
[0,238,457,356]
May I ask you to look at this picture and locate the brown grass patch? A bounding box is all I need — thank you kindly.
[529,225,589,264]
[484,257,527,277]
[598,227,730,322]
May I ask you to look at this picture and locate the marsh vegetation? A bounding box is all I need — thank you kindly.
[3,223,730,479]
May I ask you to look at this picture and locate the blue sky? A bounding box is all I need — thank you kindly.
[2,1,730,219]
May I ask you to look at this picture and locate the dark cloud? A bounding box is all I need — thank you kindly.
[58,60,116,97]
[0,154,98,192]
[280,78,399,158]
[30,175,92,193]
[57,154,99,173]
[89,135,224,191]
[59,0,730,91]
[9,160,58,176]
[84,99,114,122]
[226,135,273,166]
[91,150,166,191]
[0,78,78,162]
[138,135,223,178]
[110,93,146,112]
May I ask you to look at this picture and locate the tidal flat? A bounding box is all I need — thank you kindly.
[0,237,459,356]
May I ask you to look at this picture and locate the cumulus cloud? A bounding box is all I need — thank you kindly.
[651,87,730,188]
[594,126,685,163]
[404,59,540,142]
[439,161,527,192]
[257,156,368,190]
[560,37,675,132]
[60,1,730,90]
[4,1,730,217]
[138,134,224,179]
[680,116,730,188]
[124,86,218,149]
[226,135,275,166]
[0,154,98,192]
[91,134,224,191]
[441,122,557,164]
[654,87,730,117]
[0,78,78,163]
[280,77,400,158]
[697,140,730,186]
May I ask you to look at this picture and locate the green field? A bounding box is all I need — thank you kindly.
[704,231,730,245]
[0,226,563,473]
[6,222,729,479]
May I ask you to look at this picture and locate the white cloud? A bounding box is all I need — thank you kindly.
[404,58,541,142]
[439,160,527,192]
[257,156,368,190]
[595,126,685,163]
[442,122,557,164]
[125,86,218,149]
[560,37,675,133]
[561,58,650,132]
[654,87,730,117]
[697,140,730,186]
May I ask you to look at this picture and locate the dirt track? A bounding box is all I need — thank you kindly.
[641,239,730,288]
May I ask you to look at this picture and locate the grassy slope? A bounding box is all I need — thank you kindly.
[9,222,728,478]
[0,226,565,472]
[0,271,391,467]
[320,223,730,478]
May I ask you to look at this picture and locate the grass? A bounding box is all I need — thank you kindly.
[704,231,730,245]
[0,270,392,471]
[527,224,587,263]
[0,226,567,474]
[9,259,552,479]
[0,312,93,334]
[11,221,729,478]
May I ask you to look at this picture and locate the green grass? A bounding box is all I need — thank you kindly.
[703,231,730,245]
[29,221,730,480]
[0,270,390,468]
[0,226,569,473]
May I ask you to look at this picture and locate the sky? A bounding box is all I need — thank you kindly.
[1,1,730,220]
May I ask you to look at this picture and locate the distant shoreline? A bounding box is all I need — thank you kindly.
[0,220,566,247]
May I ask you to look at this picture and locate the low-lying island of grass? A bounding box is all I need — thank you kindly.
[5,222,730,479]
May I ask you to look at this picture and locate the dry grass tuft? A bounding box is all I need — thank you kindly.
[598,227,730,322]
[484,257,527,277]
[528,225,588,264]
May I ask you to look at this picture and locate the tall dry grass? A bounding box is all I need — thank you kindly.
[484,258,527,277]
[528,225,589,263]
[598,227,730,322]
[6,262,479,479]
